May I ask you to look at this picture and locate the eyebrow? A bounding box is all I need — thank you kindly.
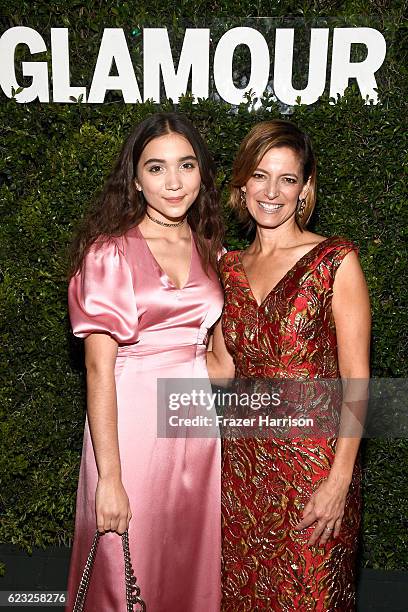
[255,167,299,178]
[143,155,198,166]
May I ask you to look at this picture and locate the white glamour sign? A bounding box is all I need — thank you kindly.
[0,26,387,105]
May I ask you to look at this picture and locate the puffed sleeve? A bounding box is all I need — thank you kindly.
[68,238,138,344]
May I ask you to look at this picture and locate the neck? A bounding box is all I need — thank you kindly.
[139,211,190,240]
[145,209,186,227]
[251,220,303,255]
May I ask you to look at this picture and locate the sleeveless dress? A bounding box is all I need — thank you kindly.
[66,224,223,611]
[219,237,362,612]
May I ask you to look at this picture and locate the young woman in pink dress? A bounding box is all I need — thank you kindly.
[66,113,224,611]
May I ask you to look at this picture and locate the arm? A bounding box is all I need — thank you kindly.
[207,318,235,384]
[329,249,371,483]
[296,250,371,545]
[85,333,132,535]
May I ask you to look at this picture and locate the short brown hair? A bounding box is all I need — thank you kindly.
[229,119,317,229]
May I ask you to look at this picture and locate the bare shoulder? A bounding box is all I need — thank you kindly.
[334,248,364,280]
[333,251,369,306]
[332,253,371,339]
[294,232,328,257]
[304,231,327,244]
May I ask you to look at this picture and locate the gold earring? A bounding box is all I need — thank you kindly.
[240,190,247,210]
[296,197,306,219]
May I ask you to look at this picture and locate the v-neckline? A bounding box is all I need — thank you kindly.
[238,237,332,308]
[135,224,194,290]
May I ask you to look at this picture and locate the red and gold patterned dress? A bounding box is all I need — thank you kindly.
[219,236,362,612]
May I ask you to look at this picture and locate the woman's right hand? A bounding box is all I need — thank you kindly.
[95,475,132,535]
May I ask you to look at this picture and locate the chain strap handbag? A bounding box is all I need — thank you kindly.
[73,529,146,612]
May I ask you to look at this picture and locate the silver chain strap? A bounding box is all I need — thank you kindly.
[73,530,146,612]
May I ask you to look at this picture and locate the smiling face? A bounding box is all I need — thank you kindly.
[135,132,201,222]
[242,146,311,229]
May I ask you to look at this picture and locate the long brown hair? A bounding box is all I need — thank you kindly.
[68,113,224,277]
[229,119,317,229]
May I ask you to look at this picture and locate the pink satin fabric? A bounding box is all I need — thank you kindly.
[66,225,223,611]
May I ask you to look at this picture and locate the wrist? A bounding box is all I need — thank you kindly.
[327,468,352,489]
[98,472,122,482]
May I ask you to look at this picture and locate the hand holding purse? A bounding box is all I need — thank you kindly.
[73,529,146,611]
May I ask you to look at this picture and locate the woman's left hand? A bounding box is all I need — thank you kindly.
[294,474,350,546]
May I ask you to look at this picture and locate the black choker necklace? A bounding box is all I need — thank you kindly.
[145,210,186,228]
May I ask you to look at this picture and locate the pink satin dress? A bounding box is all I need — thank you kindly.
[66,224,223,611]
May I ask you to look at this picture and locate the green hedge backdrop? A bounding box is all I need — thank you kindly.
[0,0,407,575]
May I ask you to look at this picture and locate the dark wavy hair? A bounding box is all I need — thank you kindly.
[68,112,224,277]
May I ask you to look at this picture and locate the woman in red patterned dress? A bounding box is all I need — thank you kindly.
[208,120,371,610]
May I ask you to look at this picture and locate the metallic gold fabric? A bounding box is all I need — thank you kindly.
[220,237,362,611]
